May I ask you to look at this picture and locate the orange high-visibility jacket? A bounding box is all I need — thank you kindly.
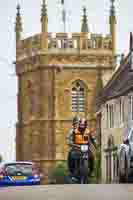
[74,128,90,145]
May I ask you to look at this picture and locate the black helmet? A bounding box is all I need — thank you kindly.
[72,116,80,125]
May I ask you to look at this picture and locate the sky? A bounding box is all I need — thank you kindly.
[0,0,133,161]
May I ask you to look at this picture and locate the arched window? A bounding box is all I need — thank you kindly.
[71,81,85,112]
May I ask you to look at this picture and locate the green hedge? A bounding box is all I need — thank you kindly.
[90,145,101,183]
[50,162,68,184]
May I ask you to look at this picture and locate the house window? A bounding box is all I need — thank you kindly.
[120,98,125,123]
[108,104,114,128]
[122,100,125,122]
[119,99,122,123]
[111,105,114,128]
[128,95,133,120]
[106,104,109,128]
[71,81,85,112]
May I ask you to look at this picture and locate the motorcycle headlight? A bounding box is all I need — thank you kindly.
[81,145,88,152]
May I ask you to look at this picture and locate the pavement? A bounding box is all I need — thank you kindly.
[0,184,133,200]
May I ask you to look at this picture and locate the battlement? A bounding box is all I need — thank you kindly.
[16,32,112,59]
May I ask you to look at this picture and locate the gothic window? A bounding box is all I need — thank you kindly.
[71,81,86,112]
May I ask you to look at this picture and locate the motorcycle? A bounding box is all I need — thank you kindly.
[68,143,90,184]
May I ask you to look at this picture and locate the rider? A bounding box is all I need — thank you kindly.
[66,116,80,175]
[66,116,80,145]
[67,118,96,176]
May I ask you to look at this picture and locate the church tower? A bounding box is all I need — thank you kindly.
[15,0,116,179]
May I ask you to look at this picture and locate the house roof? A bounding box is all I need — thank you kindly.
[96,51,133,110]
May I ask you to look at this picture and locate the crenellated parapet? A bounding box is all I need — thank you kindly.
[16,32,112,60]
[16,34,42,59]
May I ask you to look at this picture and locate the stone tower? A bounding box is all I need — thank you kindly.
[15,0,116,175]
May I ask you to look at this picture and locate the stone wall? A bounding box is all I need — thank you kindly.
[16,32,114,178]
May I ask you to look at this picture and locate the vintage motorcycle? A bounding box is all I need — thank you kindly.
[67,143,91,184]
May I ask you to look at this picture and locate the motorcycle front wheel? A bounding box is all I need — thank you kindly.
[80,159,89,184]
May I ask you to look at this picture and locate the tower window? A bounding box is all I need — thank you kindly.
[71,81,85,112]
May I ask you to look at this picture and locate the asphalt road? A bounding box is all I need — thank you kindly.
[0,184,133,200]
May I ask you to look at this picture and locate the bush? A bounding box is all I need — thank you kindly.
[90,145,101,183]
[50,162,68,184]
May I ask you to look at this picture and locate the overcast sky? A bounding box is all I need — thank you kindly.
[0,0,133,161]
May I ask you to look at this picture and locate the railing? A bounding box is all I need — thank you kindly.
[16,33,112,58]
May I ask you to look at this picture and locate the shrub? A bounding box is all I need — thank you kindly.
[50,162,68,184]
[90,145,101,183]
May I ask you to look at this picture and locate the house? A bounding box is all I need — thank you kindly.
[96,33,133,183]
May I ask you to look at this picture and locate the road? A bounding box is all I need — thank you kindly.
[0,184,133,200]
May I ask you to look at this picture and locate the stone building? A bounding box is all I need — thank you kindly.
[15,0,116,175]
[97,33,133,183]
